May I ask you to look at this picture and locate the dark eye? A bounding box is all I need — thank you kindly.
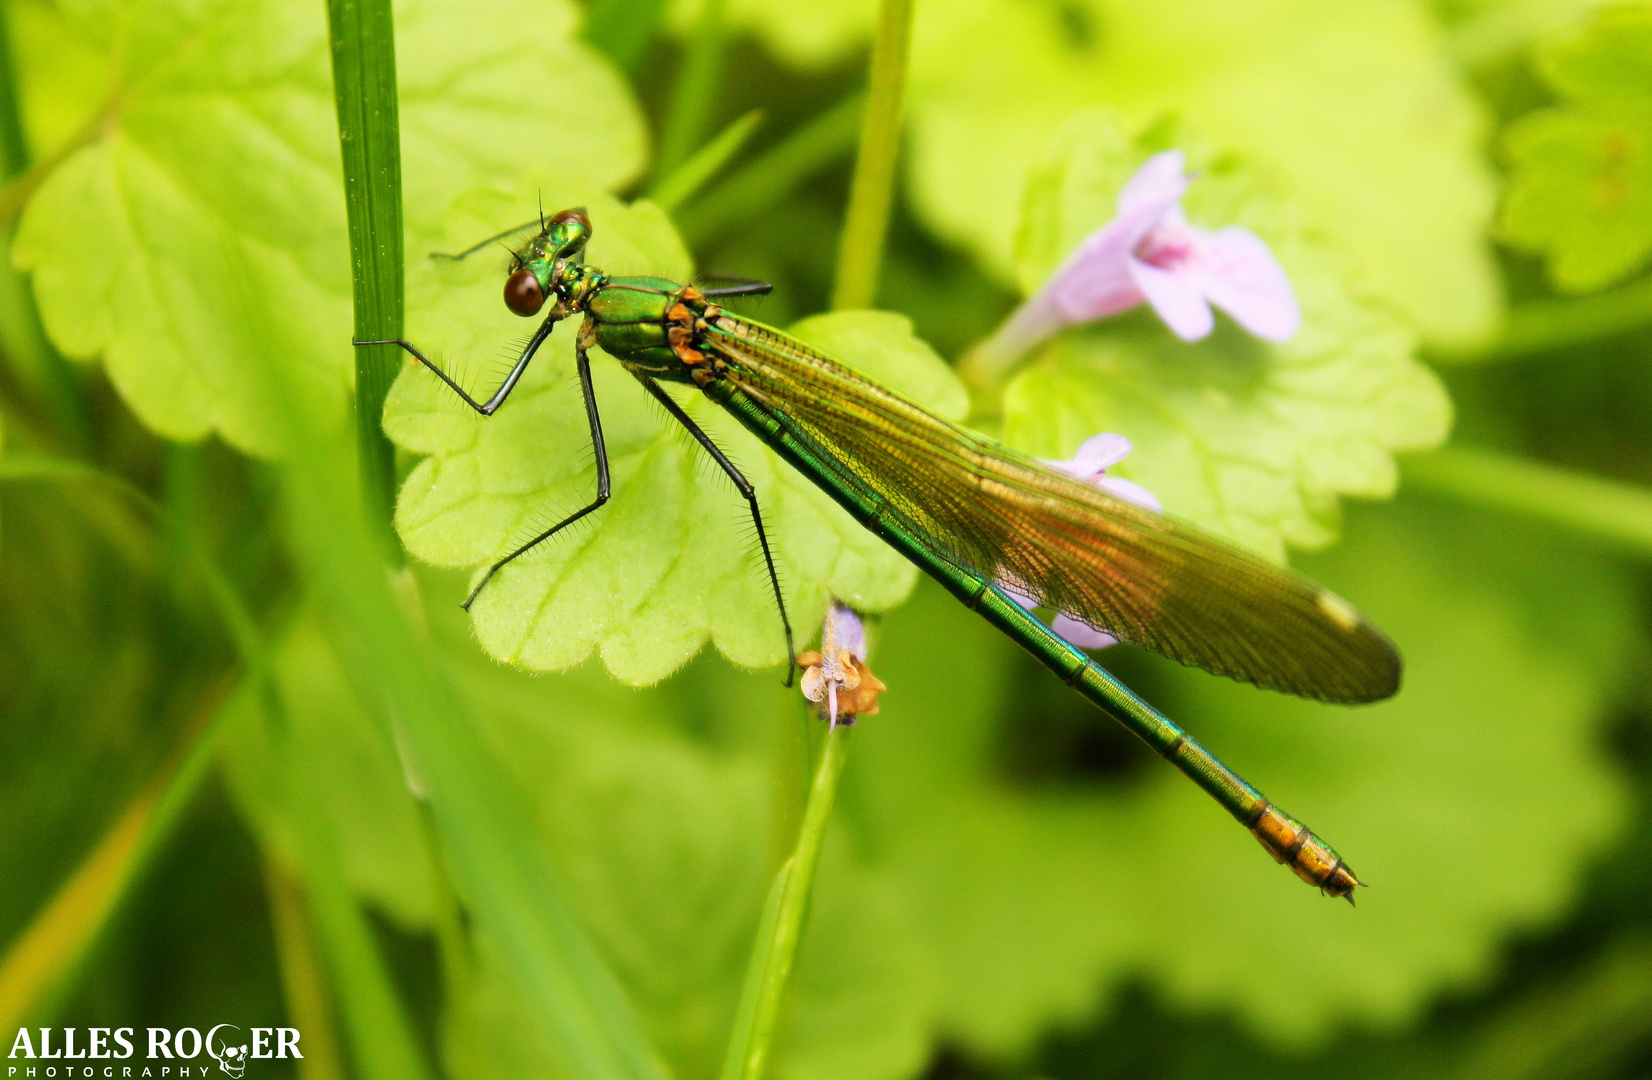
[504,268,545,316]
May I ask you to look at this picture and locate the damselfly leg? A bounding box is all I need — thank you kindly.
[636,374,797,682]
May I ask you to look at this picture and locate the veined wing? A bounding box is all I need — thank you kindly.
[704,315,1400,704]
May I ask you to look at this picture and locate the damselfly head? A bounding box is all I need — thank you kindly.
[503,208,592,317]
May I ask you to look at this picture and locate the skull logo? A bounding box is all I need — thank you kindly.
[206,1026,249,1079]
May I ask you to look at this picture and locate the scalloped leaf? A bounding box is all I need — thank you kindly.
[385,185,963,681]
[1000,114,1451,559]
[11,0,645,455]
[1502,3,1652,293]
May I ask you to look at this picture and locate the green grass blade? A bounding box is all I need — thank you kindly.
[1404,445,1652,558]
[327,0,404,562]
[651,108,764,212]
[0,681,232,1029]
[269,384,668,1079]
[831,0,913,311]
[655,0,728,182]
[319,3,666,1070]
[720,725,851,1080]
[264,860,349,1080]
[682,95,863,244]
[274,730,434,1080]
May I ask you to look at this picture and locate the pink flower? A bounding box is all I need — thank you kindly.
[983,151,1300,358]
[999,433,1160,651]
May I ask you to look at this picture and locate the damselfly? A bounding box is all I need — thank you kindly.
[360,208,1400,902]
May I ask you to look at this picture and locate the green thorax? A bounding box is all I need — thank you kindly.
[584,276,727,386]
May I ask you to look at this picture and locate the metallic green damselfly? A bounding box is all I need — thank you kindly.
[360,208,1400,902]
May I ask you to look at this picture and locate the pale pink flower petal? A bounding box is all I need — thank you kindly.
[1048,432,1133,477]
[1117,150,1191,214]
[1051,615,1118,650]
[1182,226,1300,340]
[999,432,1161,651]
[976,149,1299,359]
[1096,475,1162,513]
[1048,197,1177,321]
[1128,256,1214,341]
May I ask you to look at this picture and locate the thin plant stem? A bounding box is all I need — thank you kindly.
[326,0,404,564]
[656,0,727,183]
[0,4,26,179]
[720,724,851,1080]
[1403,445,1652,558]
[830,0,914,311]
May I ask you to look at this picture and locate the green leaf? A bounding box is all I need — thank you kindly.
[849,494,1637,1052]
[11,0,645,454]
[1000,115,1451,560]
[1502,4,1652,292]
[385,184,961,680]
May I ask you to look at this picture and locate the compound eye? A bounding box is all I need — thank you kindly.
[504,268,545,316]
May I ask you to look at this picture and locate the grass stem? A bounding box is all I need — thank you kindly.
[327,0,405,564]
[720,724,851,1080]
[830,0,913,311]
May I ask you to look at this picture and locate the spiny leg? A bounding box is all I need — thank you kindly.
[354,308,558,415]
[636,375,798,683]
[459,325,613,609]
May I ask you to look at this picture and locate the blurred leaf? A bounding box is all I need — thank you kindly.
[903,0,1500,348]
[217,617,438,930]
[10,0,644,454]
[666,0,877,70]
[846,493,1637,1052]
[665,0,1503,345]
[398,617,933,1080]
[1538,1,1652,103]
[384,184,963,680]
[5,0,108,161]
[1502,3,1652,293]
[1000,115,1451,559]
